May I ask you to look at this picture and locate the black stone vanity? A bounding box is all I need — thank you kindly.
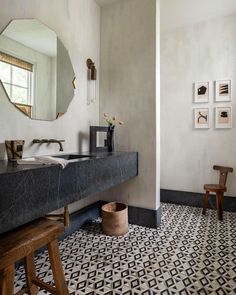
[0,152,138,234]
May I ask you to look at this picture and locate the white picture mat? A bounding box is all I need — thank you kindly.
[194,81,209,103]
[215,107,232,129]
[215,80,231,102]
[193,108,210,129]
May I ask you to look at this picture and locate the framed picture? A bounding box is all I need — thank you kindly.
[215,80,231,102]
[194,108,209,129]
[89,126,109,152]
[194,82,209,103]
[215,107,232,129]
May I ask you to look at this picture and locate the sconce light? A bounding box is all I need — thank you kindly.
[86,58,97,105]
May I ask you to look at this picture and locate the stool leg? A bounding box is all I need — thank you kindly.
[216,192,220,219]
[1,265,15,295]
[0,271,2,291]
[217,192,223,221]
[48,240,69,295]
[202,190,209,215]
[25,253,38,295]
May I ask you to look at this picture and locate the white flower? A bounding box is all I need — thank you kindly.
[103,113,124,127]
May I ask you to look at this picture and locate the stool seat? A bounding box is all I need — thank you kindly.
[0,218,69,295]
[203,184,226,193]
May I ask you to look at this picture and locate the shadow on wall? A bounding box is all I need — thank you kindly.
[78,131,89,152]
[0,143,6,159]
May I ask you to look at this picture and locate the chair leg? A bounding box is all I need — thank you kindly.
[0,265,15,295]
[202,191,209,215]
[48,240,69,295]
[216,192,223,221]
[0,270,2,290]
[25,253,38,295]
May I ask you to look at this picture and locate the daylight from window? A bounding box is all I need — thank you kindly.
[0,61,32,105]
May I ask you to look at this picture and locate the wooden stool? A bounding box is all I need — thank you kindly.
[0,218,69,295]
[202,165,233,220]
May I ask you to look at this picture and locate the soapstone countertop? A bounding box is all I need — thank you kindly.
[0,151,138,234]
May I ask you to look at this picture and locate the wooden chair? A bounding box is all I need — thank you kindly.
[202,165,233,220]
[0,218,69,295]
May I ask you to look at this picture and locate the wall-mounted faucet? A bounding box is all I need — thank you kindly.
[32,139,65,151]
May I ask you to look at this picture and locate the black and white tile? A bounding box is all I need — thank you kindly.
[14,203,236,294]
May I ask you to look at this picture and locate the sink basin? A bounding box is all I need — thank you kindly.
[52,154,96,160]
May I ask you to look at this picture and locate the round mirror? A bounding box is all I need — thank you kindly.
[0,19,75,121]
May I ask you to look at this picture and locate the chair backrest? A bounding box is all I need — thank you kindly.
[213,165,233,187]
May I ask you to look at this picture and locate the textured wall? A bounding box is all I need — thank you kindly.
[0,0,101,211]
[161,14,236,196]
[99,0,160,210]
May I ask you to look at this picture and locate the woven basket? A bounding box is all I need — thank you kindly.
[101,202,128,236]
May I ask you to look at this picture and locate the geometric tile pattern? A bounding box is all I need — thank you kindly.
[14,203,236,294]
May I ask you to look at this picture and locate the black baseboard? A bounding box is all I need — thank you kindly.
[15,200,161,268]
[63,201,101,238]
[128,205,161,228]
[62,200,162,240]
[161,189,236,212]
[16,201,102,268]
[100,201,161,229]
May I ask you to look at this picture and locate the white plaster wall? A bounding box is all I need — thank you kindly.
[161,14,236,196]
[0,0,101,211]
[99,0,160,210]
[161,0,236,33]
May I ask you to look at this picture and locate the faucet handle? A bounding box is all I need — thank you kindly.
[49,139,65,142]
[32,138,65,151]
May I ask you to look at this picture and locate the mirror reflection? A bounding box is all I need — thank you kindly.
[0,19,75,121]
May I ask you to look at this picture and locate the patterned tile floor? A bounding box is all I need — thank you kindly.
[15,203,236,294]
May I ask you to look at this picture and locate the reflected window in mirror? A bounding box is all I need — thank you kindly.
[0,19,75,121]
[0,52,33,116]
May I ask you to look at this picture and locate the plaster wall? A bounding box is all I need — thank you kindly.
[99,0,160,210]
[161,0,236,32]
[0,0,101,211]
[161,14,236,196]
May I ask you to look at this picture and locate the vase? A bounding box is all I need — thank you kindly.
[107,127,115,152]
[5,140,25,162]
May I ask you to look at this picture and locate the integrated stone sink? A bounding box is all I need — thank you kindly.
[52,154,96,160]
[0,151,138,234]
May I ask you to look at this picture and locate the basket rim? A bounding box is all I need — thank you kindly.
[101,201,127,213]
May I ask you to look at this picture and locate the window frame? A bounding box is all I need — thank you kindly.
[0,52,34,106]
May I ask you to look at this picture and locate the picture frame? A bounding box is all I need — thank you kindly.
[193,108,209,129]
[194,81,209,103]
[89,126,109,152]
[215,80,231,102]
[215,107,232,129]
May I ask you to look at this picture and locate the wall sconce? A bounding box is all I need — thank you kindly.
[86,58,97,105]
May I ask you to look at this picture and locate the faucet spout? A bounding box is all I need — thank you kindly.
[49,139,65,152]
[32,139,65,152]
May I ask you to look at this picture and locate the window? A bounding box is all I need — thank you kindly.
[0,52,33,105]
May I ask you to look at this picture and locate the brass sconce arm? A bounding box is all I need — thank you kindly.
[86,58,97,80]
